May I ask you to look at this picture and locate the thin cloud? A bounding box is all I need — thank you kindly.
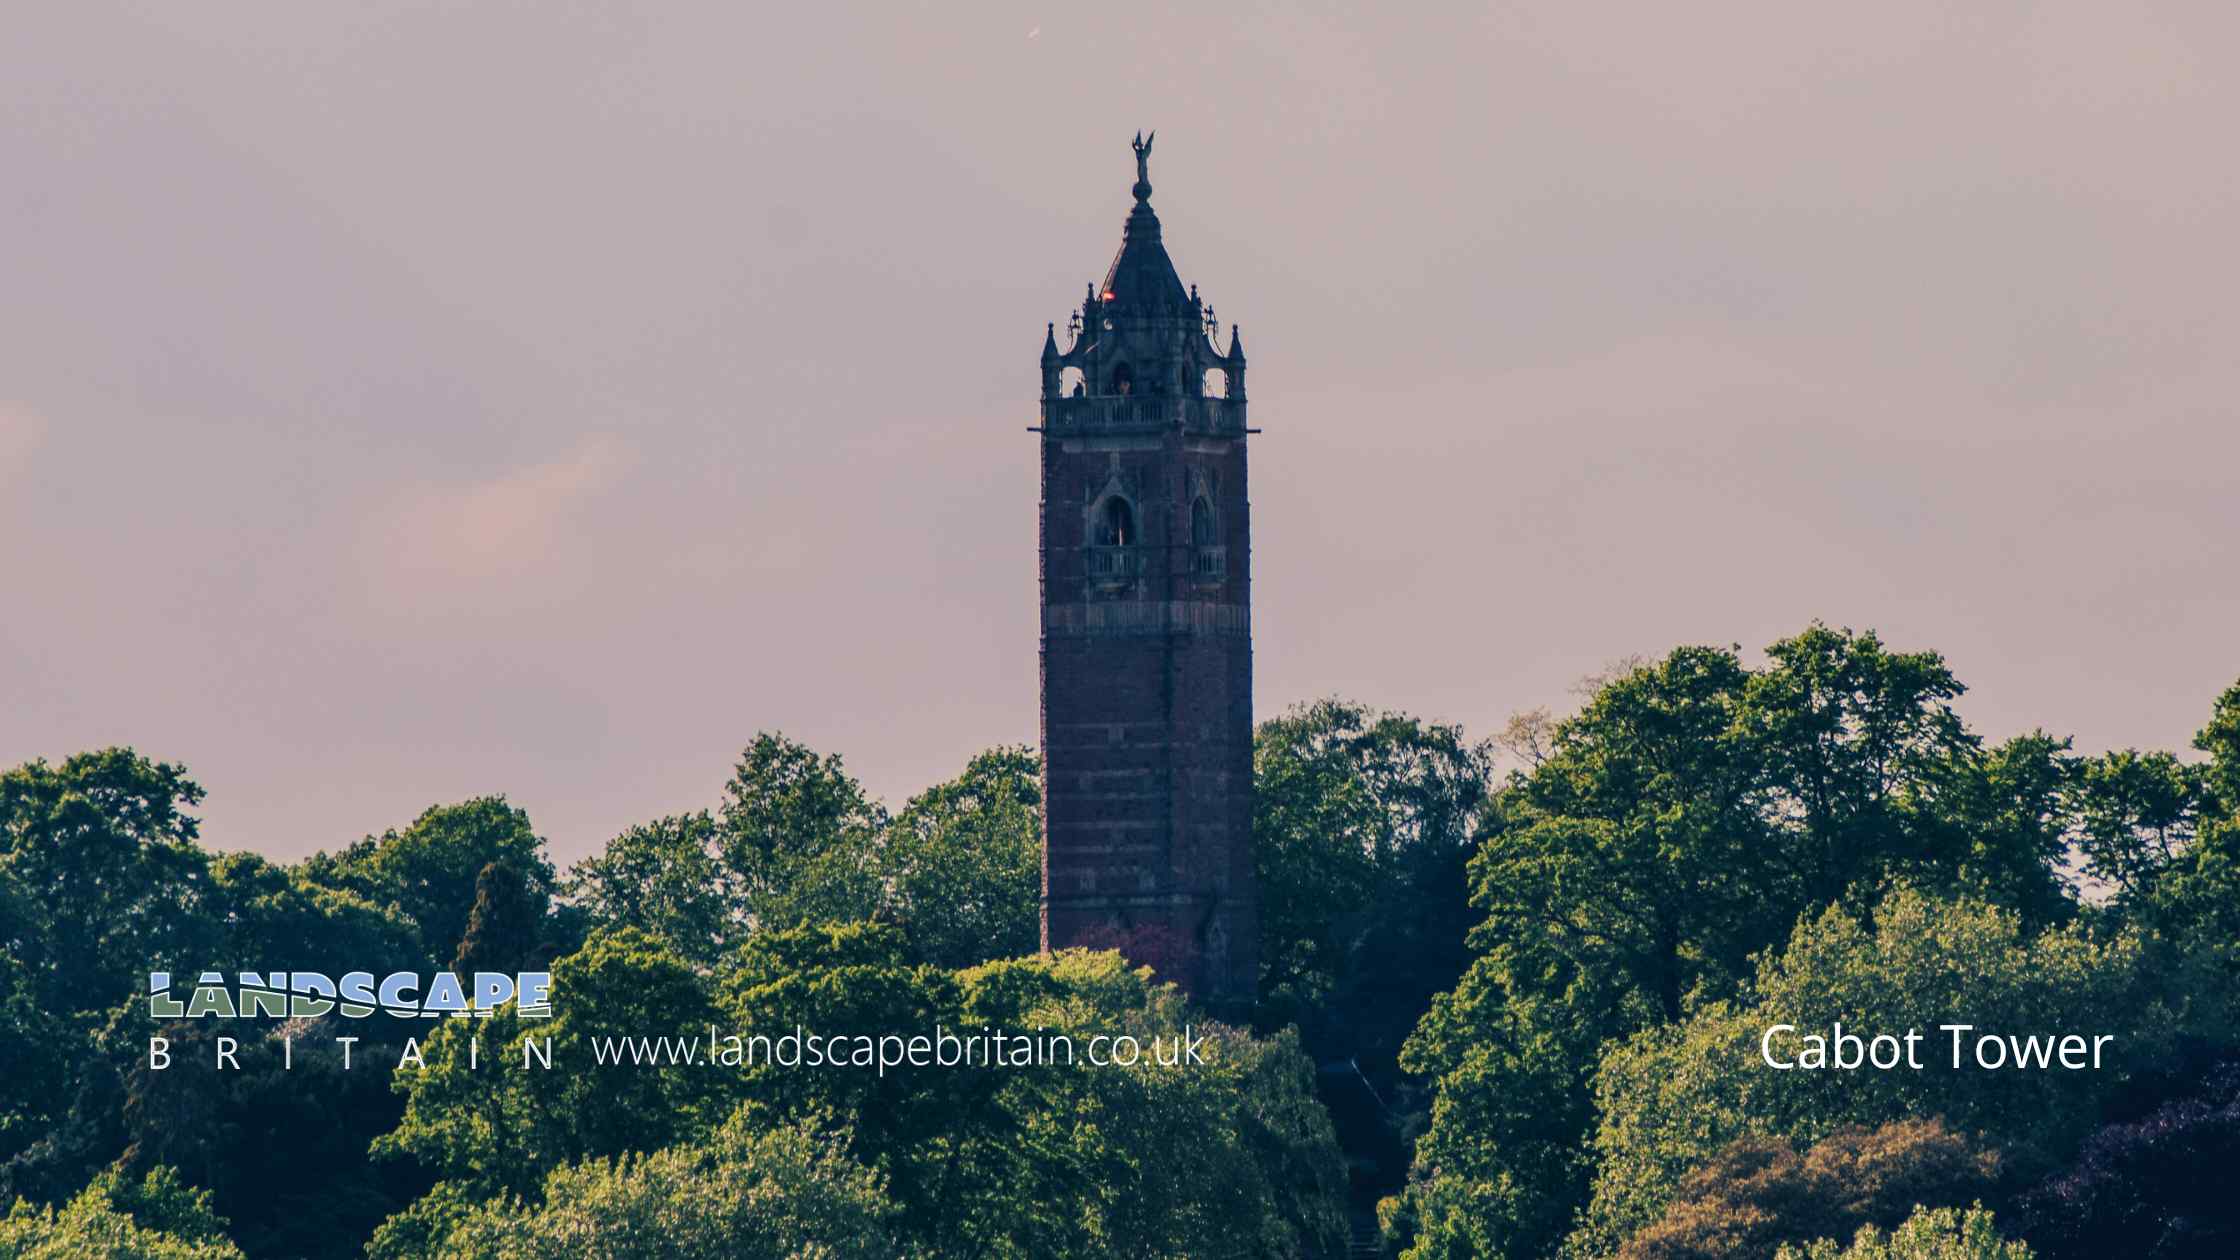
[361,433,635,601]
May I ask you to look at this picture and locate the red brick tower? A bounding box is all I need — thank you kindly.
[1037,133,1257,1007]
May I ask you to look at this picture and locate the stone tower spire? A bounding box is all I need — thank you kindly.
[1035,135,1258,1008]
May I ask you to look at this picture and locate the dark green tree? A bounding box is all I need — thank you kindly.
[717,733,887,930]
[565,812,735,968]
[0,749,216,1017]
[301,798,555,971]
[878,745,1041,968]
[450,860,547,975]
[1391,627,2080,1260]
[375,929,728,1199]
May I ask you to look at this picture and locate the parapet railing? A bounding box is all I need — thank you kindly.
[1041,394,1245,436]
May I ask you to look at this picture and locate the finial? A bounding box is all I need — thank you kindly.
[1130,130,1155,204]
[1042,322,1059,360]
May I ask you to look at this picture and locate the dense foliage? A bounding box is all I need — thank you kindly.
[1775,1205,2034,1260]
[2,625,2234,1258]
[1385,630,2240,1260]
[1614,1119,2000,1260]
[2011,1059,2240,1260]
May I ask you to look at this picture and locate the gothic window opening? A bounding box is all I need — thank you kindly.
[1191,495,1224,580]
[1098,496,1136,547]
[1202,367,1229,398]
[1087,494,1142,586]
[1111,362,1134,395]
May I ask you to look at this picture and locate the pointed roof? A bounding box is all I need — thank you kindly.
[1099,132,1190,312]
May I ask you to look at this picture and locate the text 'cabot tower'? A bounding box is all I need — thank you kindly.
[1036,133,1257,1006]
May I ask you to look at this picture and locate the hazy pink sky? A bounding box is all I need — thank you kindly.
[4,3,2235,865]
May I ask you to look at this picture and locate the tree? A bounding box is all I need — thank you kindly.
[0,1165,245,1259]
[2065,751,2201,899]
[1740,628,2063,918]
[2116,680,2240,1003]
[1252,699,1491,1085]
[566,813,735,969]
[0,925,68,1182]
[878,746,1041,969]
[717,734,887,931]
[375,929,729,1199]
[1616,1119,2000,1260]
[114,1022,430,1260]
[1777,1206,2033,1260]
[0,749,216,1018]
[205,852,423,978]
[379,1116,899,1260]
[713,925,1350,1258]
[1391,627,2079,1260]
[1572,887,2163,1256]
[302,798,556,970]
[2013,1059,2240,1260]
[451,860,548,975]
[2191,682,2240,810]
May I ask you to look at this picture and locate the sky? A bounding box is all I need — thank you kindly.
[4,2,2235,866]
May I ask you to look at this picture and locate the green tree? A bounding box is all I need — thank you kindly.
[2065,751,2201,899]
[715,926,1349,1258]
[1740,628,2064,918]
[565,813,735,969]
[302,798,555,970]
[878,746,1041,968]
[375,929,728,1198]
[1252,700,1491,1074]
[380,1115,898,1260]
[1392,628,2079,1260]
[716,921,965,1212]
[2119,681,2240,996]
[718,734,887,930]
[0,749,216,1017]
[450,860,547,975]
[1572,887,2166,1255]
[2192,681,2240,810]
[204,852,422,977]
[0,917,68,1178]
[1778,1205,2033,1260]
[0,1165,245,1259]
[114,1024,426,1260]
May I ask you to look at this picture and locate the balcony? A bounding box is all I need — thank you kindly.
[1084,545,1146,582]
[1192,545,1226,580]
[1040,394,1246,437]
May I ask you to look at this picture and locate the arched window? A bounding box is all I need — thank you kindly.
[1202,367,1229,398]
[1059,366,1086,397]
[1190,495,1224,580]
[1098,497,1136,547]
[1110,362,1134,395]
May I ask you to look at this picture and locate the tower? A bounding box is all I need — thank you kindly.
[1037,134,1257,1007]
